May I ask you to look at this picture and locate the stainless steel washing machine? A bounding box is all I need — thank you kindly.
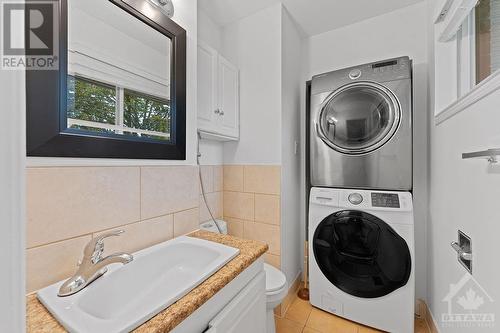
[310,56,412,191]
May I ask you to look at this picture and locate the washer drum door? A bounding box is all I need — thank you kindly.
[313,210,411,298]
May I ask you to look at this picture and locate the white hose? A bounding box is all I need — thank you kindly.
[197,131,223,234]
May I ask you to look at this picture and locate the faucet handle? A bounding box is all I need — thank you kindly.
[84,230,125,263]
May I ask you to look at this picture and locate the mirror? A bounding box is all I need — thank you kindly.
[67,0,171,141]
[26,0,187,160]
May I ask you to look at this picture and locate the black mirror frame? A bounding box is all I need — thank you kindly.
[26,0,187,160]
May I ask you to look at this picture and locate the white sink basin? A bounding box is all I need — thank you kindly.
[37,236,240,333]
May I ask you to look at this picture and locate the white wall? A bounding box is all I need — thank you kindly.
[427,92,500,333]
[222,4,283,165]
[304,2,429,301]
[198,8,223,52]
[199,140,225,165]
[281,7,303,285]
[307,3,427,77]
[427,1,500,331]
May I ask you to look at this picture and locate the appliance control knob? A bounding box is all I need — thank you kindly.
[348,193,363,205]
[349,69,362,80]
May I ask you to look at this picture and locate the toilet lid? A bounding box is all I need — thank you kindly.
[264,263,286,293]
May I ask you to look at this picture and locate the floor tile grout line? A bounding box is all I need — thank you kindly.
[302,305,313,331]
[282,294,314,331]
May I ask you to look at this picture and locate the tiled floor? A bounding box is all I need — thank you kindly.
[275,296,431,333]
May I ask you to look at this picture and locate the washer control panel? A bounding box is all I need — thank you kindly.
[348,193,363,205]
[371,192,400,208]
[310,188,412,212]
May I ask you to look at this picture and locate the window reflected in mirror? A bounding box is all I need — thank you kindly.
[67,76,116,134]
[123,89,171,141]
[67,0,172,142]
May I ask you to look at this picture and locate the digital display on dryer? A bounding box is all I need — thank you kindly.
[372,60,397,68]
[371,193,400,208]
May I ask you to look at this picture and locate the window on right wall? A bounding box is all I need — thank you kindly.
[434,0,500,119]
[475,0,500,84]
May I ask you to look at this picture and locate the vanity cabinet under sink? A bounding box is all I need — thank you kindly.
[204,271,266,333]
[197,42,240,140]
[174,259,266,333]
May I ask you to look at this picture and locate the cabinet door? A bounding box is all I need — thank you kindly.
[205,272,266,333]
[197,42,218,132]
[217,55,239,138]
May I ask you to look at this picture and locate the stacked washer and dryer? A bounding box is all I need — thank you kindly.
[308,56,415,333]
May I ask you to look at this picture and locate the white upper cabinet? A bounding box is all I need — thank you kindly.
[197,42,240,140]
[218,56,239,138]
[197,42,218,133]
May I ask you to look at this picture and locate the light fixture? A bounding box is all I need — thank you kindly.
[148,0,174,18]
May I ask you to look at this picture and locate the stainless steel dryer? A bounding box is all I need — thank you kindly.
[310,56,412,190]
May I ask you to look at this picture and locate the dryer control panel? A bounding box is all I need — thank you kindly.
[311,56,412,96]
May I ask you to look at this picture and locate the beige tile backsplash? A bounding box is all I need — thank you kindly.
[265,253,281,269]
[26,165,283,293]
[27,167,141,248]
[101,215,174,256]
[244,221,281,255]
[223,191,255,221]
[254,194,281,225]
[224,165,282,268]
[224,217,246,238]
[26,165,224,294]
[213,166,224,192]
[243,165,281,195]
[223,165,244,192]
[199,192,223,223]
[26,235,92,293]
[140,166,199,219]
[173,207,200,237]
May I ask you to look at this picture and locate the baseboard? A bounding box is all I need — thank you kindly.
[415,299,426,318]
[421,300,440,333]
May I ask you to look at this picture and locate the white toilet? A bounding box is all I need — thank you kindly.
[200,220,288,333]
[263,262,288,333]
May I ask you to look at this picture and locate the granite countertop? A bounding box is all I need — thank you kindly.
[26,230,268,333]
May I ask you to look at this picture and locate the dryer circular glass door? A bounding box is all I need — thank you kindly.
[313,210,411,298]
[317,82,401,155]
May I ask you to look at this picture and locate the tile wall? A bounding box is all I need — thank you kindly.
[222,165,281,269]
[26,165,223,294]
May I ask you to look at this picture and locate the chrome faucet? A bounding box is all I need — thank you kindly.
[58,230,133,297]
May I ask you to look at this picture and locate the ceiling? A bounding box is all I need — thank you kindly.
[198,0,425,36]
